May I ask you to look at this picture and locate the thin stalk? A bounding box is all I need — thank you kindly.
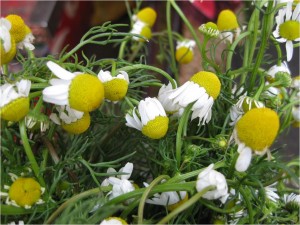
[118,39,128,59]
[157,185,215,224]
[239,187,254,224]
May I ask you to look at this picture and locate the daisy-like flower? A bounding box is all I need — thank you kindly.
[97,70,129,102]
[263,185,280,203]
[291,75,300,89]
[25,112,50,133]
[196,164,229,203]
[125,97,169,139]
[42,61,104,112]
[132,7,157,28]
[157,81,182,115]
[3,14,35,51]
[168,71,221,125]
[100,217,128,225]
[266,62,292,87]
[0,79,31,122]
[199,22,220,38]
[8,221,24,225]
[283,193,300,211]
[216,9,240,43]
[273,2,300,61]
[130,20,152,42]
[232,108,280,172]
[50,105,91,134]
[1,175,45,209]
[144,182,188,211]
[0,18,16,66]
[175,39,196,64]
[230,94,264,126]
[101,163,135,201]
[292,106,300,127]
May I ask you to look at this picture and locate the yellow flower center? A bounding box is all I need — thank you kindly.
[279,20,300,41]
[175,47,194,64]
[0,97,29,122]
[104,217,128,225]
[69,74,104,112]
[0,36,17,66]
[62,112,91,134]
[139,26,152,41]
[25,25,32,35]
[217,10,239,31]
[167,194,189,211]
[190,71,221,99]
[136,7,157,27]
[103,79,128,101]
[142,116,169,139]
[236,108,280,151]
[8,177,42,207]
[6,14,27,43]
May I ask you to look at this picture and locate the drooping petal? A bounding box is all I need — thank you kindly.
[286,40,294,61]
[235,147,252,172]
[47,61,76,80]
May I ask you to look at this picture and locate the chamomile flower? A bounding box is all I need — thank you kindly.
[217,9,240,43]
[144,182,188,211]
[8,221,24,225]
[0,18,16,66]
[100,217,128,225]
[101,163,135,201]
[130,20,152,42]
[196,164,229,203]
[5,15,27,43]
[25,112,50,133]
[175,39,196,64]
[273,2,300,61]
[291,75,300,89]
[97,70,129,102]
[157,81,182,115]
[283,193,300,211]
[50,105,90,134]
[42,61,104,112]
[232,108,280,172]
[292,106,300,127]
[0,79,31,122]
[132,7,157,28]
[264,186,280,203]
[199,22,220,38]
[17,25,35,50]
[125,97,169,139]
[266,62,292,87]
[168,71,221,125]
[1,175,45,209]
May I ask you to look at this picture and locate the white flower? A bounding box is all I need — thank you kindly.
[0,79,31,108]
[196,164,228,203]
[7,221,24,225]
[144,182,187,207]
[176,39,196,51]
[125,97,169,139]
[265,186,280,203]
[50,105,84,125]
[100,217,127,225]
[168,71,221,125]
[97,70,129,102]
[273,2,300,61]
[283,193,300,205]
[0,18,12,53]
[101,163,135,200]
[130,21,151,41]
[267,62,291,79]
[42,61,104,112]
[17,29,35,50]
[291,76,300,89]
[292,106,300,122]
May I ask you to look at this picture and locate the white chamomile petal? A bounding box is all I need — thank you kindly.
[47,61,76,80]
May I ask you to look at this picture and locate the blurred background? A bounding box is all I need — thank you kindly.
[2,0,299,160]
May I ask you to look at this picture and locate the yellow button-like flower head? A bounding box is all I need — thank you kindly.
[126,97,169,139]
[43,61,104,112]
[175,40,196,64]
[0,80,31,121]
[130,21,152,42]
[217,10,239,31]
[6,14,27,43]
[199,22,220,38]
[98,70,129,102]
[134,7,157,27]
[8,177,42,208]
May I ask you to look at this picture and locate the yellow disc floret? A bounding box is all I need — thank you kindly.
[136,7,157,27]
[190,71,221,99]
[6,14,27,43]
[0,97,29,121]
[103,79,128,101]
[236,108,280,151]
[175,47,194,64]
[279,21,300,41]
[0,36,17,66]
[69,74,104,112]
[142,116,169,139]
[62,112,91,134]
[8,177,42,207]
[217,10,239,31]
[167,194,189,211]
[139,26,152,41]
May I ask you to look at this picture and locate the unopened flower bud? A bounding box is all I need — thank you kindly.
[275,71,292,87]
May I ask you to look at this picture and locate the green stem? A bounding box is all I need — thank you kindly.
[116,64,176,88]
[239,187,254,224]
[227,151,239,179]
[19,120,45,187]
[138,175,170,224]
[157,185,215,224]
[2,64,9,75]
[199,199,242,213]
[118,39,128,59]
[166,0,179,83]
[270,36,283,65]
[128,42,143,62]
[176,103,193,168]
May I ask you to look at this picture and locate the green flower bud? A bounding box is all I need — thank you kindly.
[199,22,220,38]
[275,71,292,87]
